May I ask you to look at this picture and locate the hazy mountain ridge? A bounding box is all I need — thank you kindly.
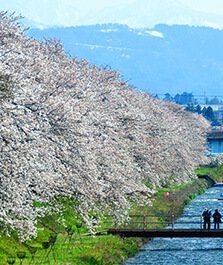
[5,0,223,29]
[90,0,223,29]
[28,23,223,100]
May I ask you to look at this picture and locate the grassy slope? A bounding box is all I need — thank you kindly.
[1,164,223,265]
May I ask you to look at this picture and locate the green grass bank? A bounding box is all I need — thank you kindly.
[1,164,223,265]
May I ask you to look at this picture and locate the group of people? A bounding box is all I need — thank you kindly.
[202,208,222,229]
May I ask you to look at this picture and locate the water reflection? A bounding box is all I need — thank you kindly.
[124,187,223,265]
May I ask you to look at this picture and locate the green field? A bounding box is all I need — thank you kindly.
[1,164,223,265]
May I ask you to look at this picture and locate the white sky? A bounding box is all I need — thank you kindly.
[1,0,223,28]
[181,0,223,14]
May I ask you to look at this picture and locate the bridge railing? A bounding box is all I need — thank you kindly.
[104,214,204,230]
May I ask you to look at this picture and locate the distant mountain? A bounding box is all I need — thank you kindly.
[4,0,223,29]
[88,0,223,29]
[28,24,223,100]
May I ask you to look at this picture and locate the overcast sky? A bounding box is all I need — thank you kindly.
[1,0,223,29]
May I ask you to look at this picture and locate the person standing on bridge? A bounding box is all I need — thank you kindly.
[202,208,211,229]
[213,208,222,229]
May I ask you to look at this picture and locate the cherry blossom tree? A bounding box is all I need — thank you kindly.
[0,12,210,239]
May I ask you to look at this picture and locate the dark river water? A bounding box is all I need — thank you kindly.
[124,186,223,265]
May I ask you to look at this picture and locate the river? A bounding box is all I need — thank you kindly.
[123,186,223,265]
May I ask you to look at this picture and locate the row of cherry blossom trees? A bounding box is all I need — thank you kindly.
[0,12,210,239]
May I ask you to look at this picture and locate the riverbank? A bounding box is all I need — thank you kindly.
[1,164,223,265]
[124,181,223,265]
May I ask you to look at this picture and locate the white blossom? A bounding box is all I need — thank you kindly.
[0,12,210,239]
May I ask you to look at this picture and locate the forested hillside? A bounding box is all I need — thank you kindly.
[0,12,210,240]
[28,23,223,98]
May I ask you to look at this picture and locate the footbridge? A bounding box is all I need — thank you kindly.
[104,175,223,238]
[107,228,223,238]
[197,174,223,187]
[208,127,223,154]
[105,214,223,238]
[197,174,216,186]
